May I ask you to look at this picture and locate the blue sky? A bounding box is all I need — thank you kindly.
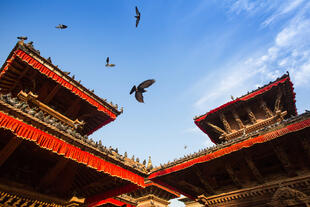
[1,0,310,206]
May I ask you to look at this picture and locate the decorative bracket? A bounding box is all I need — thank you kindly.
[17,91,84,129]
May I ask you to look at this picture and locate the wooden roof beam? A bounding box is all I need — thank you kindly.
[78,175,112,193]
[225,162,242,189]
[44,84,61,104]
[39,158,69,189]
[9,67,29,91]
[65,97,81,118]
[272,142,297,177]
[243,152,264,184]
[179,180,205,195]
[193,166,216,195]
[56,162,78,195]
[0,136,22,167]
[300,136,310,163]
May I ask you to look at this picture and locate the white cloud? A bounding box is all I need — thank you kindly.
[263,0,305,26]
[194,1,310,111]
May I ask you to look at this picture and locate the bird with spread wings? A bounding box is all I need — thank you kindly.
[135,6,141,27]
[130,79,155,103]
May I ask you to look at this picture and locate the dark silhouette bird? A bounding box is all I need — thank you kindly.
[47,57,52,63]
[130,79,155,103]
[135,6,141,27]
[27,41,34,48]
[17,36,28,41]
[184,145,187,149]
[56,24,68,29]
[105,57,115,67]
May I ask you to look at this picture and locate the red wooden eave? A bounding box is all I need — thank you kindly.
[149,116,310,179]
[194,75,297,143]
[0,111,145,188]
[0,49,118,134]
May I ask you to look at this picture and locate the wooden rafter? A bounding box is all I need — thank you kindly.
[193,166,216,195]
[272,142,297,177]
[44,84,61,104]
[0,136,22,167]
[78,175,111,192]
[179,180,205,194]
[207,122,226,135]
[65,98,81,118]
[244,152,264,184]
[9,67,29,91]
[39,158,69,188]
[225,162,242,188]
[56,162,78,195]
[300,136,310,162]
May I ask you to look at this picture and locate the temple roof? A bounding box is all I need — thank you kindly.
[0,41,122,135]
[149,111,310,178]
[148,111,310,199]
[0,93,147,175]
[194,74,297,143]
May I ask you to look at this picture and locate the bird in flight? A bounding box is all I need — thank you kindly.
[56,24,68,29]
[17,36,28,41]
[135,6,141,27]
[130,79,155,103]
[105,57,115,67]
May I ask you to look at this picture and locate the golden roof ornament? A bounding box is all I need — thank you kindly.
[147,156,153,170]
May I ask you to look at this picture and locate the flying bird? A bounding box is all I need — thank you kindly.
[56,24,68,29]
[17,36,28,41]
[135,6,141,27]
[105,57,115,67]
[130,79,155,103]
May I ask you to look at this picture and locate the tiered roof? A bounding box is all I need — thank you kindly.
[194,74,297,143]
[0,41,122,135]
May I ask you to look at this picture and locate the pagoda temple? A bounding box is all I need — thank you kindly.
[149,74,310,206]
[0,40,149,207]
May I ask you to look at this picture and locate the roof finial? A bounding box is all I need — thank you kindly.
[147,156,153,170]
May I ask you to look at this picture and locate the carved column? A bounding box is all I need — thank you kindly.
[232,110,244,129]
[260,100,273,118]
[220,113,232,133]
[246,107,257,124]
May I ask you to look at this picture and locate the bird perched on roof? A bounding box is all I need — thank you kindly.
[17,36,28,41]
[56,24,68,29]
[231,95,234,100]
[105,57,115,67]
[47,57,52,63]
[27,41,34,47]
[130,79,155,103]
[135,6,141,27]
